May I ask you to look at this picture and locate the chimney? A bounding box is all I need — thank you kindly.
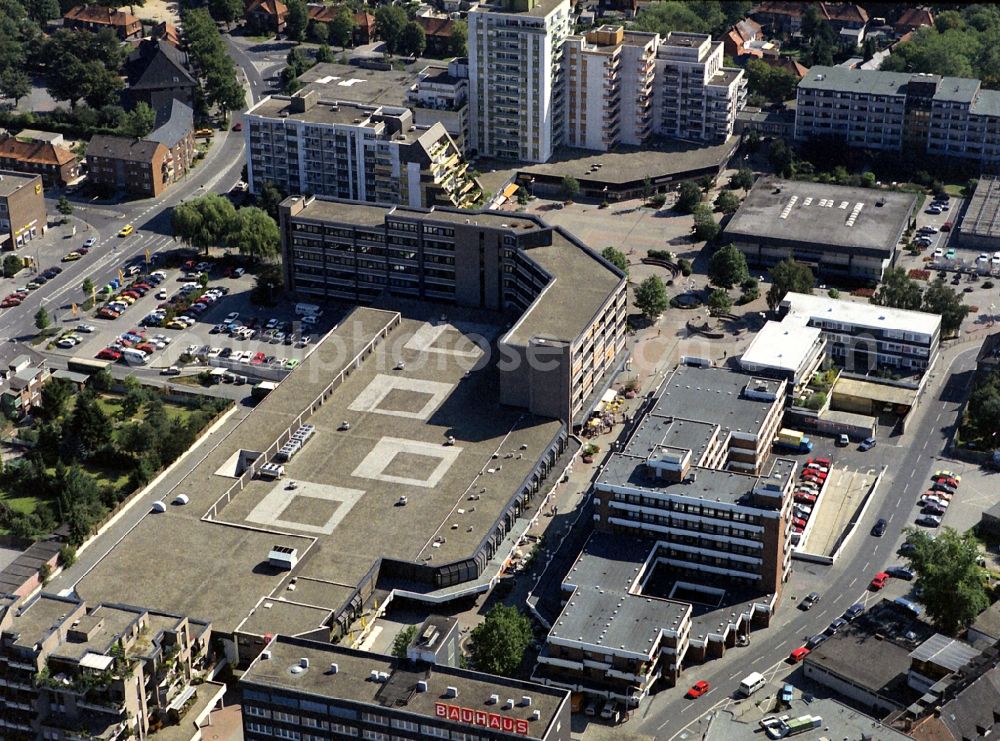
[531,710,541,720]
[445,686,459,698]
[504,698,515,709]
[417,680,428,692]
[329,663,338,674]
[521,695,532,707]
[300,657,309,669]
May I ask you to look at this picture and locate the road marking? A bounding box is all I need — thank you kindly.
[815,608,828,619]
[873,545,879,553]
[751,656,764,665]
[777,638,789,649]
[849,577,857,587]
[897,497,902,507]
[888,513,894,523]
[864,560,870,570]
[728,671,740,680]
[910,469,916,478]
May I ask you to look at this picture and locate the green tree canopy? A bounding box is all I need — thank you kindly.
[43,29,125,109]
[922,278,970,336]
[229,206,280,261]
[468,604,533,677]
[391,625,416,658]
[450,19,468,56]
[693,203,721,241]
[122,102,155,139]
[39,378,72,420]
[965,372,1000,445]
[399,21,426,57]
[208,0,243,26]
[872,267,923,311]
[285,0,309,41]
[561,175,580,198]
[708,244,749,288]
[56,195,73,217]
[766,259,814,311]
[632,0,750,37]
[309,19,329,45]
[170,194,238,255]
[745,58,798,105]
[601,246,628,274]
[676,180,702,213]
[375,6,408,55]
[708,287,733,316]
[901,527,990,635]
[729,167,754,191]
[315,44,334,63]
[68,388,112,455]
[714,189,740,215]
[0,69,30,107]
[329,8,357,48]
[34,306,49,330]
[635,275,668,321]
[768,138,794,178]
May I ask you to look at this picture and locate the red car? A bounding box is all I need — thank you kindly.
[98,308,120,319]
[870,572,890,590]
[789,647,811,663]
[232,122,243,131]
[795,492,817,504]
[135,343,155,354]
[793,517,807,529]
[686,680,710,699]
[934,476,959,489]
[97,348,121,360]
[251,351,266,366]
[0,297,21,308]
[811,457,831,467]
[941,221,953,232]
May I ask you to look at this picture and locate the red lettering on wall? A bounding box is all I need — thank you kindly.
[433,701,533,736]
[435,703,447,718]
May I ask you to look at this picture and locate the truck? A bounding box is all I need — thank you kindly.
[775,428,813,453]
[252,381,278,400]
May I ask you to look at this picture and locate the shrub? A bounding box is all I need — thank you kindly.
[649,193,666,208]
[677,258,692,276]
[827,288,840,298]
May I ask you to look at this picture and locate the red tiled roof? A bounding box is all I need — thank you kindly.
[64,4,139,27]
[307,4,337,23]
[246,0,287,18]
[355,11,375,31]
[418,15,454,38]
[0,137,76,167]
[762,56,809,79]
[823,2,868,23]
[152,21,183,47]
[895,7,934,31]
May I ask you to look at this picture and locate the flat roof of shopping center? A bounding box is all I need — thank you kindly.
[740,320,823,375]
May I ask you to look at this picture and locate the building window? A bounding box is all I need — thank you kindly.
[246,721,272,735]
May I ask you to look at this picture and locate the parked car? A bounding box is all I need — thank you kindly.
[825,618,847,635]
[859,437,877,451]
[870,572,890,590]
[844,603,865,621]
[789,647,811,663]
[887,566,915,581]
[160,366,181,376]
[916,514,943,528]
[806,633,828,650]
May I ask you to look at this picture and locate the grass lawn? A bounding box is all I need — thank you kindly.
[943,183,965,196]
[0,493,42,516]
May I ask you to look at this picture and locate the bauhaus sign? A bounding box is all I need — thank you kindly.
[434,702,531,735]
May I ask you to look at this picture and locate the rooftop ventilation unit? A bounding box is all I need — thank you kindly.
[445,686,459,698]
[416,680,428,692]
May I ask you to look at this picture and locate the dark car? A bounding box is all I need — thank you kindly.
[825,618,848,635]
[898,542,917,557]
[887,566,915,581]
[800,591,821,610]
[806,633,828,649]
[872,518,887,537]
[844,603,865,621]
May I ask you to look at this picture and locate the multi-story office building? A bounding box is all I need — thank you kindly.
[563,26,657,150]
[795,66,1000,169]
[406,60,470,152]
[244,91,479,209]
[278,196,627,425]
[241,635,572,741]
[653,32,746,144]
[0,170,45,251]
[468,0,572,162]
[779,291,941,373]
[533,366,793,707]
[0,592,221,741]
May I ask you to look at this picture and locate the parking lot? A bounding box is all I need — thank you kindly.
[44,258,342,380]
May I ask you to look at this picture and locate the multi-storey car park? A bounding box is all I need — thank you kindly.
[59,203,626,683]
[722,177,919,283]
[532,366,795,708]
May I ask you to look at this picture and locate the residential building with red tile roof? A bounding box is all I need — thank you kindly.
[752,2,867,35]
[306,4,377,45]
[417,12,456,57]
[245,0,288,35]
[0,137,80,187]
[893,8,934,35]
[64,5,142,40]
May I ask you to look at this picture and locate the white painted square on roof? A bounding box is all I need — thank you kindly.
[338,79,365,87]
[314,76,337,84]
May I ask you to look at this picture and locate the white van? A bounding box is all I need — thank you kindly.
[121,348,147,365]
[295,302,320,316]
[739,672,767,697]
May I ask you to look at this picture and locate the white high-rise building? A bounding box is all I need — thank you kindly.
[653,32,746,143]
[564,26,657,151]
[468,0,572,162]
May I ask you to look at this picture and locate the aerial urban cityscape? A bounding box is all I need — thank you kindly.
[1,1,1000,740]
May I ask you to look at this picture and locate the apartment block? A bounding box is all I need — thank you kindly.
[468,0,572,162]
[278,196,627,425]
[0,354,50,420]
[564,26,657,150]
[241,635,571,741]
[779,292,941,373]
[795,66,1000,169]
[0,592,221,741]
[244,92,479,209]
[0,136,80,188]
[406,60,470,152]
[85,136,169,198]
[653,32,746,144]
[0,170,45,251]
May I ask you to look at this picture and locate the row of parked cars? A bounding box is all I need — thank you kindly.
[141,285,230,329]
[96,328,173,364]
[97,268,163,320]
[915,469,960,528]
[209,315,314,348]
[0,265,65,307]
[790,457,831,544]
[184,342,302,371]
[789,597,868,663]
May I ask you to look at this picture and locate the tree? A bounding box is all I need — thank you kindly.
[901,527,989,635]
[729,167,754,191]
[467,604,533,677]
[229,207,280,261]
[309,19,329,45]
[208,0,243,27]
[82,277,94,297]
[635,275,668,321]
[39,378,72,420]
[122,102,155,139]
[314,44,333,63]
[56,196,73,218]
[745,58,798,105]
[714,190,740,214]
[708,244,749,289]
[922,278,970,336]
[708,288,733,316]
[768,138,794,178]
[253,263,284,304]
[966,372,1000,444]
[872,267,923,311]
[25,0,60,23]
[3,254,22,278]
[693,203,720,242]
[601,246,628,274]
[329,8,357,48]
[34,306,50,330]
[766,259,814,311]
[170,194,237,254]
[285,0,308,41]
[44,29,125,109]
[0,69,29,107]
[398,21,426,58]
[68,389,112,455]
[256,181,286,220]
[675,180,702,213]
[375,6,408,55]
[391,625,416,658]
[561,176,580,198]
[450,19,468,56]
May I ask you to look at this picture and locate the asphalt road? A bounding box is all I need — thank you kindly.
[628,343,980,740]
